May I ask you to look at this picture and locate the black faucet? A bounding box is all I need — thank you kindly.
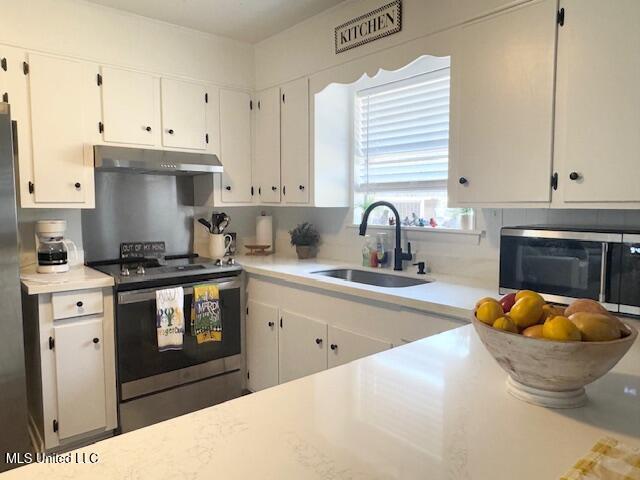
[359,201,412,271]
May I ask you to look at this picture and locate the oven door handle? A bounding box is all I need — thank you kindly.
[118,279,240,305]
[599,242,609,303]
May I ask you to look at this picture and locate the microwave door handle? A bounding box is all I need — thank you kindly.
[599,242,608,303]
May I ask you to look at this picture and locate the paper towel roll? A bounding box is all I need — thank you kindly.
[256,214,273,249]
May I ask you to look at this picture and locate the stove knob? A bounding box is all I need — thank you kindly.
[136,264,146,275]
[121,266,130,277]
[226,257,235,266]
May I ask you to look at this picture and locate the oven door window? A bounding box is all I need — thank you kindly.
[117,287,241,384]
[500,237,603,299]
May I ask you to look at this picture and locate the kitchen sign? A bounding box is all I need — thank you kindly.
[335,0,402,54]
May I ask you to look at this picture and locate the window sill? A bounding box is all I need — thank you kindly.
[347,224,484,238]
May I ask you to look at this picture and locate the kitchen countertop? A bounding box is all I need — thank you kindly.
[3,323,638,479]
[238,255,497,320]
[20,264,114,295]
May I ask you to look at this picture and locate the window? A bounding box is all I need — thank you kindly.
[353,66,470,229]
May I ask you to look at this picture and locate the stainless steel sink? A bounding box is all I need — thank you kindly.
[311,269,431,288]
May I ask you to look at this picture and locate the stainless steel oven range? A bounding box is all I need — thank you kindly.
[92,251,244,433]
[500,226,640,315]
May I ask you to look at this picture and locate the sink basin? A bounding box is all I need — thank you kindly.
[311,269,431,288]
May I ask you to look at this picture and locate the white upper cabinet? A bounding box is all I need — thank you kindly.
[219,89,252,203]
[554,0,640,205]
[281,77,310,204]
[160,78,207,150]
[449,0,557,206]
[27,53,95,206]
[100,66,158,146]
[254,87,281,203]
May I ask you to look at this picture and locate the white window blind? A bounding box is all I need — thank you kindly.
[354,68,450,192]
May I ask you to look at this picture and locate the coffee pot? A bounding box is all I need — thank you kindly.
[35,220,78,273]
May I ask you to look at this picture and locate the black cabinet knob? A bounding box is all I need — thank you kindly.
[268,321,274,327]
[330,344,338,351]
[145,126,152,132]
[569,171,580,181]
[459,177,468,185]
[315,338,322,345]
[271,186,277,191]
[76,301,83,308]
[168,129,174,135]
[92,338,100,344]
[74,182,81,189]
[299,185,305,190]
[225,185,231,191]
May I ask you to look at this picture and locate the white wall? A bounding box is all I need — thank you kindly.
[254,0,530,89]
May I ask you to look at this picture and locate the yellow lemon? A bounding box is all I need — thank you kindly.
[509,296,544,329]
[476,300,504,325]
[515,290,545,304]
[475,297,500,309]
[541,304,565,324]
[492,316,518,333]
[542,316,582,341]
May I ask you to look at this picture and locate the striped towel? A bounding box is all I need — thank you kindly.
[561,437,640,480]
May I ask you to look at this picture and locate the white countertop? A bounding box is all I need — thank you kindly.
[238,255,497,320]
[3,323,638,479]
[20,265,114,295]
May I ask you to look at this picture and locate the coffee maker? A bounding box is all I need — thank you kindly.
[35,220,78,273]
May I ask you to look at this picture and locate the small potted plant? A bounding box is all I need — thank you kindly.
[289,222,320,259]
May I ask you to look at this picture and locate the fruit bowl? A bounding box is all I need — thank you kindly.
[472,315,637,408]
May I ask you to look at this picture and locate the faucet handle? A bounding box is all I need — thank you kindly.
[402,241,413,261]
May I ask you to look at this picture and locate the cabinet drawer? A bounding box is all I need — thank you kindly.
[52,289,103,320]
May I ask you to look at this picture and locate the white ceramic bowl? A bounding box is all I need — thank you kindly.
[472,316,637,408]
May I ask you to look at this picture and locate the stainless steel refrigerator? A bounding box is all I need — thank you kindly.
[0,102,31,471]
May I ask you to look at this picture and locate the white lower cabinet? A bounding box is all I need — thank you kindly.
[327,326,392,369]
[22,286,117,452]
[53,318,106,440]
[278,310,327,383]
[246,300,279,392]
[246,275,465,392]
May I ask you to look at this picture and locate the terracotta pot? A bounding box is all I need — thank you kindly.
[295,245,316,259]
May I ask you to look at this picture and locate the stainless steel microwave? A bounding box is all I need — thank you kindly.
[499,226,640,315]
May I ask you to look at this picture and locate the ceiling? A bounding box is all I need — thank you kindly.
[86,0,345,44]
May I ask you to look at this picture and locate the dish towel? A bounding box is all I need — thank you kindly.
[560,437,640,480]
[191,284,222,344]
[156,287,185,351]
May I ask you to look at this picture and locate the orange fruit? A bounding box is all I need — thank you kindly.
[515,290,545,304]
[475,297,500,309]
[522,324,545,339]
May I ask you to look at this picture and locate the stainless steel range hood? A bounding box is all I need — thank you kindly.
[94,145,223,175]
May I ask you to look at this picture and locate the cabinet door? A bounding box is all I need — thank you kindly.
[281,78,310,204]
[161,78,207,150]
[219,89,253,203]
[246,300,279,391]
[100,66,157,146]
[279,310,327,383]
[28,53,93,204]
[327,326,392,369]
[450,0,556,204]
[53,317,106,439]
[254,87,281,203]
[555,0,640,203]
